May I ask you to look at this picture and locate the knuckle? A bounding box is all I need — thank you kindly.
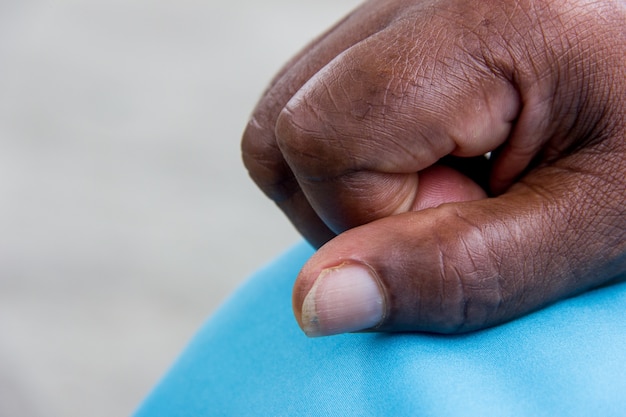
[431,207,506,333]
[240,121,278,186]
[241,115,300,203]
[274,103,313,155]
[241,116,274,172]
[275,96,342,179]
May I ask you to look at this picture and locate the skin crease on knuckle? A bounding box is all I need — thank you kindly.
[246,0,626,333]
[394,210,508,334]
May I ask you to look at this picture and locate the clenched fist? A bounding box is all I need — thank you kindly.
[241,0,626,336]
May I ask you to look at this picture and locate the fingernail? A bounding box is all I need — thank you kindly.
[300,263,385,337]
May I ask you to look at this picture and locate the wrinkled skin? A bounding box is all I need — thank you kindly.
[242,0,626,334]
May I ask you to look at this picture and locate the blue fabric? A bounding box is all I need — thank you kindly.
[135,241,626,417]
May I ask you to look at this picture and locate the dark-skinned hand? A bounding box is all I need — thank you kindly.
[242,0,626,336]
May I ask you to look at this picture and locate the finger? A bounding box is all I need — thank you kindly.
[242,2,398,246]
[412,165,488,211]
[292,150,626,336]
[272,0,626,236]
[275,19,520,233]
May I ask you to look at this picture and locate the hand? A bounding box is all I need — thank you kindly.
[241,0,626,336]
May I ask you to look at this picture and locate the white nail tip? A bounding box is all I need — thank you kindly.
[300,264,384,337]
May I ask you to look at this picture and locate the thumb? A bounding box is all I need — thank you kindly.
[292,157,626,336]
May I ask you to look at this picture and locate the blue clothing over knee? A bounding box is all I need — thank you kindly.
[135,242,626,417]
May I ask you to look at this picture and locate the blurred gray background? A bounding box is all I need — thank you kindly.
[0,0,360,416]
